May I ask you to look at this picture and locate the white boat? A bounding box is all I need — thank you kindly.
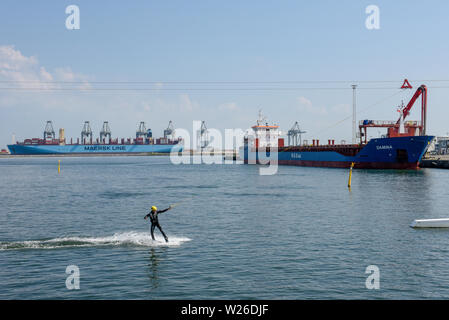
[410,218,449,228]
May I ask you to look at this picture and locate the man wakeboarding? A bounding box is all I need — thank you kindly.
[144,205,172,242]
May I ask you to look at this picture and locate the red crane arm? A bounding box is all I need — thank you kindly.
[397,85,427,124]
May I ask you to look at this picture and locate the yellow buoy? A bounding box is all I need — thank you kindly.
[58,160,61,174]
[348,162,354,188]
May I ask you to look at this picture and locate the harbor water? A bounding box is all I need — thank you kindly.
[1,156,449,299]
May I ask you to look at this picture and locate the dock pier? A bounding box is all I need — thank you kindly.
[420,155,449,169]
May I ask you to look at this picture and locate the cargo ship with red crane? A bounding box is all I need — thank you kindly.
[7,120,183,155]
[243,80,434,169]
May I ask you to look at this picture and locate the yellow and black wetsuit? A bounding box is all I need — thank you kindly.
[144,207,170,242]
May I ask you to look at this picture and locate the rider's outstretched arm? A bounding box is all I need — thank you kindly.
[157,207,171,214]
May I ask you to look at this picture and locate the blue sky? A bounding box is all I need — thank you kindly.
[1,0,449,148]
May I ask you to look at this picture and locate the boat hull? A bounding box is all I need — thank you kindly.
[7,144,183,155]
[243,136,434,169]
[275,160,420,169]
[411,218,449,228]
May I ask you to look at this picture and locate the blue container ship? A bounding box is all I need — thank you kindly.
[7,120,183,155]
[244,82,434,169]
[244,135,433,169]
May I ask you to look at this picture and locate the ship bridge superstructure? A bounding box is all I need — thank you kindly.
[249,111,282,148]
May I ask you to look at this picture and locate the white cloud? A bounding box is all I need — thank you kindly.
[141,101,152,112]
[297,96,312,108]
[296,96,327,115]
[53,67,88,83]
[0,45,50,88]
[39,67,53,81]
[179,94,199,112]
[218,102,238,111]
[0,45,38,70]
[331,103,350,114]
[0,45,90,90]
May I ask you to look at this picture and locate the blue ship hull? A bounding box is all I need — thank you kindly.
[7,144,183,155]
[244,136,434,169]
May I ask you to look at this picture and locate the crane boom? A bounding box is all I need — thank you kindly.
[397,85,427,135]
[358,81,429,143]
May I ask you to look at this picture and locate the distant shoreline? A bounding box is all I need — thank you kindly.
[0,153,170,158]
[0,150,238,158]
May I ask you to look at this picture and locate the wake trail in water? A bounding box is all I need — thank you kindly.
[0,231,191,251]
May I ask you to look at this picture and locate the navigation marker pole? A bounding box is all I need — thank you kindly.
[352,85,357,144]
[348,162,354,188]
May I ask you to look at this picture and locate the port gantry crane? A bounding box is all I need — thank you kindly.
[99,121,111,144]
[43,121,56,141]
[358,79,428,144]
[164,120,175,140]
[136,121,147,139]
[197,121,209,150]
[135,121,153,144]
[81,121,93,144]
[287,121,306,146]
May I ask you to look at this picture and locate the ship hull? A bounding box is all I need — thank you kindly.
[7,144,183,155]
[243,136,434,169]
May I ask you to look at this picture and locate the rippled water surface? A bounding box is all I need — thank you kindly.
[1,156,449,299]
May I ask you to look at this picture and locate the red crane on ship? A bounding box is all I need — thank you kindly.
[359,79,428,144]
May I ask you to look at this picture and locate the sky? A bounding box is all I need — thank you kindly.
[1,0,449,149]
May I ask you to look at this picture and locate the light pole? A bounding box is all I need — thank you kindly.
[352,85,357,144]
